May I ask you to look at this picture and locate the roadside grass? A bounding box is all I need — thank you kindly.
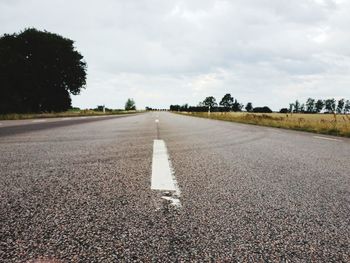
[177,112,350,138]
[0,109,142,120]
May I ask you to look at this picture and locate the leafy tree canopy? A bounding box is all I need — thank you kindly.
[219,93,234,108]
[306,98,315,113]
[345,100,350,113]
[245,102,253,112]
[202,96,217,108]
[325,98,336,113]
[0,28,87,113]
[280,108,288,113]
[253,106,272,113]
[337,99,345,114]
[315,99,324,113]
[125,98,136,110]
[232,99,243,112]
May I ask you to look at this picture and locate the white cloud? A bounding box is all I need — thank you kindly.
[1,0,350,110]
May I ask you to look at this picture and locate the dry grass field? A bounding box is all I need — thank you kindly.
[179,112,350,137]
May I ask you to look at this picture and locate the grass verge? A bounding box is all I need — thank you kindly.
[0,110,143,120]
[176,111,350,138]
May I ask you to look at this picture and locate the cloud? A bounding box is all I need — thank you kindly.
[1,0,350,110]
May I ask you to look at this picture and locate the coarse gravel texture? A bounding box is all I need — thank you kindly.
[1,112,349,262]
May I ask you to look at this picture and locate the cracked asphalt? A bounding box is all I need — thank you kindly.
[1,112,349,262]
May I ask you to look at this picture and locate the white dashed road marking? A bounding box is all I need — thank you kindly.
[313,136,342,142]
[151,139,181,207]
[32,119,46,123]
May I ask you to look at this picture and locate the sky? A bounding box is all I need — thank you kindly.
[1,0,350,110]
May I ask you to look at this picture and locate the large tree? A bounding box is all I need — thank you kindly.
[305,98,315,113]
[344,100,350,114]
[219,93,234,110]
[0,28,87,113]
[289,103,294,113]
[202,96,217,108]
[125,98,136,110]
[232,99,243,112]
[245,102,253,112]
[315,99,325,113]
[337,99,345,114]
[294,100,301,113]
[325,98,336,113]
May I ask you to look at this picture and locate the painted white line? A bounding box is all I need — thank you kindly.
[32,119,46,123]
[313,136,342,142]
[155,119,159,123]
[60,117,72,121]
[151,139,181,207]
[151,140,178,192]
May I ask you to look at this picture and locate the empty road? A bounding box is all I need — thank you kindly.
[1,112,349,262]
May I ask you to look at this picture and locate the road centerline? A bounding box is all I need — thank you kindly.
[155,119,160,139]
[151,139,181,207]
[151,140,177,191]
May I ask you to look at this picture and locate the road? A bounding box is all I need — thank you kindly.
[1,112,349,262]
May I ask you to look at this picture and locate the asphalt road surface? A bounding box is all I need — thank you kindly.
[1,112,349,262]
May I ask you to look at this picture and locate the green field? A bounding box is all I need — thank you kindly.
[178,112,350,138]
[0,110,141,120]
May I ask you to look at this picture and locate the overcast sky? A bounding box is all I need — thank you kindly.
[1,0,350,110]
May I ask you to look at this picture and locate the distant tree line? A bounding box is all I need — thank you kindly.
[170,94,272,113]
[281,98,350,114]
[170,95,350,114]
[145,107,168,111]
